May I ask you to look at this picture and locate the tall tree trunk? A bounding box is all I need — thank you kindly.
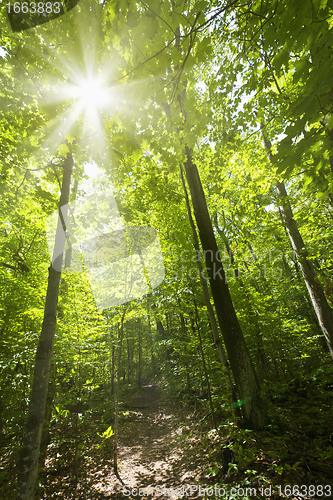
[127,338,131,384]
[261,125,333,358]
[191,297,216,429]
[16,153,73,500]
[147,313,155,380]
[213,217,268,377]
[178,303,192,388]
[39,177,79,476]
[111,344,115,396]
[183,148,265,429]
[138,326,142,387]
[156,319,166,335]
[38,363,57,471]
[73,348,82,483]
[180,165,234,400]
[113,308,127,482]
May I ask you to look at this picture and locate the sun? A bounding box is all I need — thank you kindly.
[24,27,139,159]
[48,70,118,150]
[75,76,110,110]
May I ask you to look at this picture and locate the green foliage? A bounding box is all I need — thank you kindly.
[1,0,333,495]
[98,425,114,439]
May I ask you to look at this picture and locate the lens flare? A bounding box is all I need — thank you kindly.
[232,397,251,408]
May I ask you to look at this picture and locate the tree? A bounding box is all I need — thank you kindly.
[183,148,266,429]
[180,164,234,400]
[261,126,333,358]
[16,153,73,500]
[113,306,127,482]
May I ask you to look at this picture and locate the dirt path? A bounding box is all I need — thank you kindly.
[93,381,209,499]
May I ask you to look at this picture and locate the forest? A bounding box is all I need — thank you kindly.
[1,0,333,498]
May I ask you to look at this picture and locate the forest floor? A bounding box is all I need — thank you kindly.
[89,380,209,499]
[11,371,333,500]
[39,380,211,499]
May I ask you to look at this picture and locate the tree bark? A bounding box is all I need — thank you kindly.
[16,153,73,500]
[180,165,234,400]
[183,147,265,429]
[213,217,268,377]
[38,363,57,471]
[138,325,142,387]
[261,126,333,358]
[111,344,115,396]
[113,307,127,482]
[38,177,79,477]
[127,338,131,384]
[191,296,216,429]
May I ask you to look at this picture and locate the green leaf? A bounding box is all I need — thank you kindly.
[98,426,114,439]
[292,76,333,117]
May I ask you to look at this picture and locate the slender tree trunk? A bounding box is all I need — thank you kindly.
[111,342,115,396]
[191,298,216,429]
[156,319,165,335]
[213,217,268,377]
[147,313,155,380]
[127,338,131,384]
[277,238,329,352]
[277,180,333,357]
[16,153,73,500]
[186,371,191,391]
[138,326,142,387]
[39,177,79,476]
[38,363,56,470]
[261,125,333,358]
[180,165,234,400]
[73,349,81,483]
[113,307,127,482]
[178,304,192,389]
[183,148,265,429]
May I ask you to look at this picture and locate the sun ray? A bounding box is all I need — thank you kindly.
[5,7,163,173]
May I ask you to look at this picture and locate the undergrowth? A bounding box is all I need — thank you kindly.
[170,362,333,499]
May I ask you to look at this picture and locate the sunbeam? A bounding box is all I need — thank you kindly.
[3,5,157,165]
[74,76,109,109]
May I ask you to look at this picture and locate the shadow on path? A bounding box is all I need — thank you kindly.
[95,381,209,499]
